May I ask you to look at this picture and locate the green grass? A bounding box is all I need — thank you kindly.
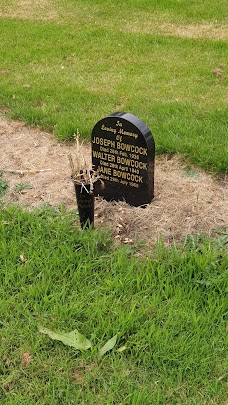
[0,1,227,172]
[0,173,8,199]
[0,3,227,402]
[0,205,227,404]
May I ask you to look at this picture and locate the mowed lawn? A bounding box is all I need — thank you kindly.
[0,206,227,404]
[0,0,227,172]
[0,1,228,404]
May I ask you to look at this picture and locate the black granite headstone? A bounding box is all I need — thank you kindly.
[91,112,155,206]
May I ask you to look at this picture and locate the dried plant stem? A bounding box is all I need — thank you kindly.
[2,169,51,174]
[68,133,103,192]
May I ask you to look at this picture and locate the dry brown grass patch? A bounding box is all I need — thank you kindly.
[0,0,58,20]
[124,19,228,40]
[1,3,227,41]
[0,116,227,248]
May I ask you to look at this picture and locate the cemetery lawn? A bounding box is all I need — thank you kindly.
[0,205,228,404]
[0,0,227,173]
[0,1,227,403]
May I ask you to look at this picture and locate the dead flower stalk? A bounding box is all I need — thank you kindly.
[68,132,103,193]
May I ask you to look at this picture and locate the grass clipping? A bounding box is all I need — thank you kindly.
[68,133,102,193]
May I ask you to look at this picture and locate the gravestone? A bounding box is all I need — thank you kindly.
[91,112,155,206]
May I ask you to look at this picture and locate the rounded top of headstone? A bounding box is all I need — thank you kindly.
[91,111,155,206]
[92,111,155,158]
[108,111,150,136]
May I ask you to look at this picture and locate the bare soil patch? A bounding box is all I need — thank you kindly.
[0,116,227,248]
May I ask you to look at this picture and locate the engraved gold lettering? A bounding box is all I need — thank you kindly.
[98,165,111,175]
[104,139,115,148]
[100,174,110,181]
[92,137,115,148]
[109,148,119,155]
[129,182,139,188]
[116,142,147,156]
[129,153,139,160]
[110,162,118,169]
[120,179,128,186]
[116,156,147,170]
[101,124,117,135]
[112,169,143,183]
[109,177,119,183]
[101,161,109,167]
[92,150,115,162]
[119,151,127,157]
[118,165,129,172]
[131,168,139,174]
[118,128,138,139]
[100,146,109,153]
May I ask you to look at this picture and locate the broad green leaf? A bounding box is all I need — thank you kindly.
[39,326,92,351]
[98,334,117,358]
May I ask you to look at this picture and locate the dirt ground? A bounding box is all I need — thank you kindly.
[0,115,227,248]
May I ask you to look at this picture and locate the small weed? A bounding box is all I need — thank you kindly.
[14,182,33,193]
[182,165,202,179]
[0,177,8,198]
